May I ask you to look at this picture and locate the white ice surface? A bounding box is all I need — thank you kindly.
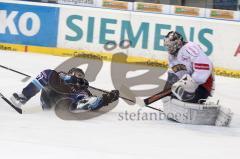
[0,51,240,159]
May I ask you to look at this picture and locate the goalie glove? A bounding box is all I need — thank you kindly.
[171,74,199,101]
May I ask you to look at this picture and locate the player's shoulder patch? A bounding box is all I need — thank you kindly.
[184,42,202,57]
[171,64,187,73]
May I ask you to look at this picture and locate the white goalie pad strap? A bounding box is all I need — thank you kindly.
[163,98,220,125]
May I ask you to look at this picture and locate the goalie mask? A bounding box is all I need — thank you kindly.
[164,31,184,56]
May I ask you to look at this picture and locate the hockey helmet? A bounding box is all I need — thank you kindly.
[68,68,85,78]
[164,31,184,56]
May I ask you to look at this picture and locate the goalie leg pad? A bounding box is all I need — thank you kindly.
[215,107,233,127]
[163,98,220,125]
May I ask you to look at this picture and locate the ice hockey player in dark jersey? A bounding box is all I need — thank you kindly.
[11,68,119,113]
[162,31,232,126]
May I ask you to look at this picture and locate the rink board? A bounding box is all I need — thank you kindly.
[0,42,239,78]
[0,0,239,77]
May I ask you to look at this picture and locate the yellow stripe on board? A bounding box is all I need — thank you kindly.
[0,43,26,52]
[1,43,240,78]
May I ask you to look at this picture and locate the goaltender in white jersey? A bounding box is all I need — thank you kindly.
[162,31,232,126]
[165,32,214,103]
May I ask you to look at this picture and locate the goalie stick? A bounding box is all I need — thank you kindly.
[0,92,22,114]
[144,88,172,105]
[135,89,171,112]
[120,85,171,112]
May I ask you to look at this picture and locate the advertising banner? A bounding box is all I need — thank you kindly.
[57,6,131,54]
[173,5,200,16]
[0,1,239,71]
[102,0,131,10]
[0,2,59,47]
[209,9,235,20]
[57,0,96,7]
[135,2,164,13]
[58,5,240,70]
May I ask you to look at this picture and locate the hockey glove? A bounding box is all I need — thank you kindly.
[171,74,198,101]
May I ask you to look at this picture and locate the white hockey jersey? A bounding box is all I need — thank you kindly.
[168,42,214,93]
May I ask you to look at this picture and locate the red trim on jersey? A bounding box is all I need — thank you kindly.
[201,75,213,92]
[194,63,210,70]
[194,63,209,67]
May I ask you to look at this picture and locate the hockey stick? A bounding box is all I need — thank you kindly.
[144,89,172,105]
[0,92,22,114]
[0,65,31,81]
[120,85,165,112]
[134,89,172,112]
[0,65,31,77]
[0,65,134,103]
